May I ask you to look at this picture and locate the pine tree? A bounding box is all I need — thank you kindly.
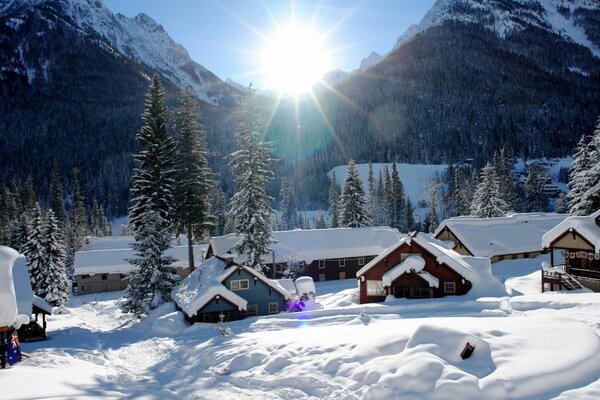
[328,170,340,228]
[383,166,393,226]
[50,161,67,227]
[0,185,17,244]
[314,211,327,229]
[279,178,298,231]
[21,176,36,211]
[339,159,369,228]
[22,203,46,298]
[40,209,69,307]
[470,163,509,218]
[423,184,440,233]
[373,172,387,226]
[129,76,176,232]
[494,147,517,212]
[69,167,88,251]
[209,184,228,237]
[525,164,548,212]
[173,88,214,272]
[122,210,179,316]
[366,162,377,225]
[405,197,415,231]
[568,135,591,215]
[227,90,275,273]
[578,120,600,214]
[391,162,407,230]
[555,191,568,213]
[452,167,471,216]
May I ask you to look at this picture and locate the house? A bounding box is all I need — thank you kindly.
[355,232,498,304]
[172,256,294,323]
[434,213,567,263]
[541,210,600,292]
[206,227,402,281]
[73,243,206,295]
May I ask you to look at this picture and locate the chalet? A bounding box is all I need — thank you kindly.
[434,213,567,263]
[356,232,494,304]
[73,243,206,295]
[207,227,402,281]
[541,210,600,292]
[172,256,295,323]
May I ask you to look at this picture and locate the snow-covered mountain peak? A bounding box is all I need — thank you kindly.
[358,51,383,72]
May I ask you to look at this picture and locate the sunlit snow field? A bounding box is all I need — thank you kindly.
[3,254,600,399]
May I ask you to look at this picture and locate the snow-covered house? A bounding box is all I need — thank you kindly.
[207,227,402,281]
[434,213,567,263]
[172,256,294,323]
[73,243,206,295]
[541,210,600,292]
[356,232,501,304]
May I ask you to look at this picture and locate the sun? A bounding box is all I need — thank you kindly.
[261,24,332,94]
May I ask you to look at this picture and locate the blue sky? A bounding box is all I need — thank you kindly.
[104,0,435,89]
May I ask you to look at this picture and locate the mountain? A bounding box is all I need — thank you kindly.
[358,51,384,72]
[322,69,352,86]
[266,0,600,207]
[0,0,242,215]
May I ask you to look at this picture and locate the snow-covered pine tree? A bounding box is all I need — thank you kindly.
[568,135,591,215]
[423,183,441,233]
[366,162,376,225]
[227,90,275,273]
[373,172,387,226]
[452,167,471,216]
[0,185,18,244]
[209,184,228,237]
[383,165,393,226]
[391,162,407,230]
[173,88,214,272]
[405,197,416,231]
[328,171,340,228]
[314,211,327,229]
[555,191,568,214]
[39,209,69,307]
[339,159,369,228]
[129,75,176,233]
[279,178,298,231]
[470,163,509,218]
[90,200,111,237]
[494,147,517,212]
[69,167,88,252]
[524,164,548,212]
[579,119,600,214]
[122,209,179,316]
[22,203,46,298]
[50,161,67,227]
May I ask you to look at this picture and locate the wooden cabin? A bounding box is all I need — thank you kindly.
[172,256,294,323]
[541,210,600,292]
[356,232,482,304]
[435,213,567,263]
[207,227,402,281]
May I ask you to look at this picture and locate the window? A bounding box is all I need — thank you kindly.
[339,258,346,267]
[318,260,325,269]
[247,304,258,316]
[411,287,429,298]
[358,257,365,266]
[268,302,279,314]
[230,279,249,291]
[444,282,456,294]
[101,274,108,280]
[366,280,385,296]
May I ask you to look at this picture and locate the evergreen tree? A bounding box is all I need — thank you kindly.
[21,176,36,211]
[391,162,407,230]
[227,90,275,273]
[122,209,179,316]
[568,134,592,215]
[40,209,69,307]
[494,147,517,212]
[423,184,441,233]
[279,178,298,230]
[0,185,18,244]
[123,76,178,314]
[555,191,568,214]
[173,88,214,272]
[339,159,369,227]
[209,184,228,237]
[50,161,67,227]
[129,76,176,232]
[405,197,416,231]
[452,167,471,216]
[383,165,393,226]
[314,211,327,229]
[22,203,46,298]
[470,163,508,218]
[366,162,376,225]
[69,167,88,251]
[328,171,340,228]
[578,120,600,214]
[525,164,548,212]
[373,172,387,226]
[90,200,111,237]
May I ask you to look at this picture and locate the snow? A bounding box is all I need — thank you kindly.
[0,246,21,327]
[295,276,316,299]
[329,162,448,209]
[436,212,568,258]
[543,210,600,252]
[210,227,402,266]
[382,254,426,287]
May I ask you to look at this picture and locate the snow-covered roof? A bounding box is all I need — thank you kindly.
[542,210,600,252]
[33,295,53,314]
[0,246,21,326]
[74,244,207,275]
[417,271,440,288]
[382,255,426,287]
[274,279,297,295]
[209,227,402,265]
[435,213,568,258]
[172,257,247,318]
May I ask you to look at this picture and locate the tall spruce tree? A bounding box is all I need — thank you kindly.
[173,88,214,272]
[50,161,67,227]
[578,119,600,214]
[69,167,88,251]
[470,163,508,218]
[279,178,298,231]
[40,209,69,307]
[391,162,407,230]
[366,162,377,225]
[339,159,369,228]
[405,197,416,231]
[494,147,518,212]
[373,172,387,226]
[23,203,46,298]
[524,164,548,212]
[328,171,340,228]
[567,135,590,215]
[123,76,178,315]
[383,166,393,226]
[227,90,275,273]
[209,184,228,237]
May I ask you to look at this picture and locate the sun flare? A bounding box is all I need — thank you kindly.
[261,25,332,94]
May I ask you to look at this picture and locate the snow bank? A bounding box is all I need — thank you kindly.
[13,254,34,316]
[0,246,21,327]
[295,276,316,299]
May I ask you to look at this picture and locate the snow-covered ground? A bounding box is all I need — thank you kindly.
[3,254,600,399]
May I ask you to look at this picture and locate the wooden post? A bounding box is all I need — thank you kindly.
[550,247,554,267]
[0,330,5,369]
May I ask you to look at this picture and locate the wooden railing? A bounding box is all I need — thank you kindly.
[569,267,600,282]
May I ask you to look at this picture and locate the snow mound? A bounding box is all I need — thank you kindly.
[139,303,187,337]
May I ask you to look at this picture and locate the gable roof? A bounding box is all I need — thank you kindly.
[434,213,568,258]
[171,256,294,318]
[542,210,600,252]
[209,226,402,265]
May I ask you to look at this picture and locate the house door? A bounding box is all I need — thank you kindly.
[319,274,326,281]
[339,272,346,280]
